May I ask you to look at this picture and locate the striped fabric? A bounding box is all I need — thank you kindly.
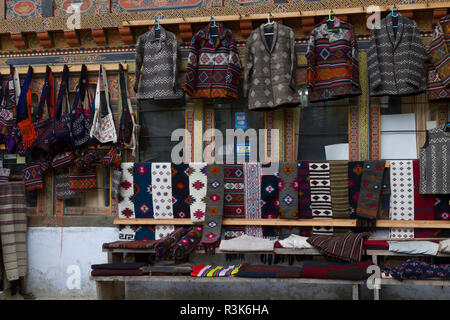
[0,182,27,281]
[307,231,370,263]
[191,264,242,277]
[329,161,349,219]
[244,163,263,238]
[309,162,333,235]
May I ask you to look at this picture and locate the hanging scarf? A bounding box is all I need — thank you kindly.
[118,163,135,219]
[244,162,263,238]
[155,226,190,260]
[173,226,203,262]
[389,160,414,239]
[133,163,154,218]
[309,162,333,235]
[151,162,174,239]
[188,162,208,223]
[261,163,280,239]
[201,164,224,249]
[355,160,385,231]
[298,161,312,237]
[223,164,245,239]
[171,163,191,218]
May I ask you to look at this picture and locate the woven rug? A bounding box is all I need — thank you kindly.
[118,163,135,219]
[309,162,333,235]
[297,162,312,237]
[135,226,156,241]
[171,163,191,219]
[223,164,245,239]
[356,161,385,221]
[173,226,203,262]
[189,163,208,223]
[55,172,83,200]
[389,160,414,239]
[278,162,299,219]
[118,225,137,240]
[201,164,225,245]
[261,163,280,239]
[0,182,27,281]
[133,163,153,218]
[152,163,174,240]
[330,161,349,219]
[348,161,364,219]
[244,162,263,238]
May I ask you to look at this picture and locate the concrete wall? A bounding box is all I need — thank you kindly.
[25,227,450,300]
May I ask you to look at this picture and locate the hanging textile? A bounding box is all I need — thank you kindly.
[261,163,280,239]
[278,162,299,219]
[69,167,97,192]
[306,17,361,102]
[0,182,28,281]
[135,226,156,241]
[188,162,207,223]
[298,161,312,237]
[133,163,154,219]
[309,162,333,235]
[201,164,225,246]
[0,68,16,135]
[119,225,137,241]
[4,67,21,154]
[173,226,203,262]
[16,66,36,151]
[55,172,83,200]
[52,64,72,146]
[356,161,385,230]
[389,160,414,239]
[223,164,245,239]
[348,161,364,219]
[243,162,263,238]
[151,163,174,240]
[380,167,391,219]
[330,161,349,219]
[118,163,135,219]
[171,163,191,219]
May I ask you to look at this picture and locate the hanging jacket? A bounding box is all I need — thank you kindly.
[244,22,300,110]
[184,23,242,99]
[135,25,184,100]
[427,15,450,101]
[368,14,427,97]
[306,18,361,102]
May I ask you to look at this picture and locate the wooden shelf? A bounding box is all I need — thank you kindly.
[114,218,450,229]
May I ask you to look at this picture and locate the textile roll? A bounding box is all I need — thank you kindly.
[223,164,245,239]
[261,163,280,239]
[152,163,174,240]
[243,162,263,238]
[133,163,153,219]
[201,164,225,245]
[171,163,191,219]
[173,226,203,262]
[356,160,385,230]
[102,240,157,250]
[389,160,414,239]
[300,261,372,281]
[191,264,242,277]
[188,163,208,223]
[0,182,28,281]
[348,161,364,219]
[309,162,333,235]
[329,161,349,218]
[155,227,190,260]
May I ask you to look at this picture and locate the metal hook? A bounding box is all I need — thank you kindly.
[210,16,217,27]
[327,9,335,21]
[155,16,160,30]
[391,5,399,17]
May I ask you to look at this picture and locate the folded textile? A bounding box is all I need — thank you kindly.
[277,234,313,249]
[439,239,450,253]
[173,226,203,262]
[191,264,242,277]
[363,240,389,250]
[154,227,190,260]
[91,269,146,276]
[382,259,450,280]
[102,240,157,250]
[91,262,146,270]
[307,231,369,263]
[388,241,439,256]
[201,164,224,245]
[140,263,194,275]
[300,261,372,281]
[219,235,275,252]
[235,264,303,278]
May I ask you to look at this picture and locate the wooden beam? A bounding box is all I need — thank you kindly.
[179,23,193,42]
[10,33,26,49]
[113,218,450,229]
[36,31,53,48]
[239,21,253,38]
[91,29,107,46]
[28,215,115,227]
[63,30,80,47]
[118,27,134,45]
[0,63,127,75]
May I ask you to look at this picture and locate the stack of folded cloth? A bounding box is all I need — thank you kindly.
[102,240,157,250]
[91,262,148,276]
[363,240,389,250]
[140,263,194,276]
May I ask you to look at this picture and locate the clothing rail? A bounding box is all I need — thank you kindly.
[0,63,128,76]
[113,218,450,229]
[122,2,450,27]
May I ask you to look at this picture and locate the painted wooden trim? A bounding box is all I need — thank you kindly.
[0,63,128,75]
[28,215,115,227]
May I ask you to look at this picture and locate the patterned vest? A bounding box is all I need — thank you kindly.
[420,124,450,194]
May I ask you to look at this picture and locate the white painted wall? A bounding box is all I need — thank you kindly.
[26,227,118,299]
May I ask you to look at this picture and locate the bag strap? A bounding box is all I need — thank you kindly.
[55,64,70,120]
[36,66,55,122]
[71,64,87,115]
[118,64,135,139]
[16,66,33,123]
[94,64,112,116]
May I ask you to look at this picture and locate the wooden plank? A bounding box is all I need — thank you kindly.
[28,215,114,227]
[122,3,450,27]
[367,250,450,257]
[113,218,450,229]
[96,281,125,300]
[103,247,322,255]
[0,63,127,75]
[380,278,450,286]
[352,283,360,301]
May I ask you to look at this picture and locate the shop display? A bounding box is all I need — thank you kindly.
[244,21,300,110]
[306,17,361,102]
[184,22,242,99]
[427,15,450,101]
[368,13,427,96]
[135,25,184,100]
[419,124,450,194]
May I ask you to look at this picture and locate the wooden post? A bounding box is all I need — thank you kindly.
[352,283,360,300]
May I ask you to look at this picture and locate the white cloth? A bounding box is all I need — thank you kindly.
[189,162,207,223]
[219,235,275,252]
[278,235,313,249]
[151,163,174,239]
[438,239,450,253]
[388,241,439,256]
